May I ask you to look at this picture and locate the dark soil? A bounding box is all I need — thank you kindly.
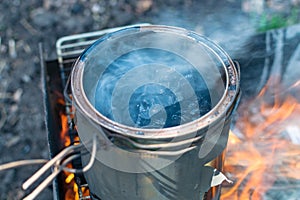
[0,0,298,199]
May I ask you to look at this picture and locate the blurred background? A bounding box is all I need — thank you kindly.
[0,0,299,199]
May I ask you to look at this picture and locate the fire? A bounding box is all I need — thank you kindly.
[55,75,300,199]
[57,98,71,146]
[64,172,89,200]
[58,98,90,199]
[222,77,300,199]
[59,111,71,147]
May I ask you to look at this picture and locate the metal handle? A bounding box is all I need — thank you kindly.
[22,134,97,199]
[63,74,73,104]
[0,159,47,171]
[83,112,201,157]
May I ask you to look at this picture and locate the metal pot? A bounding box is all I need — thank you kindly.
[71,25,240,200]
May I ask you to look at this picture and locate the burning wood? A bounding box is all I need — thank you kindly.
[221,77,300,199]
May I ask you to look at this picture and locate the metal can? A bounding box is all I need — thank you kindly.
[71,25,240,200]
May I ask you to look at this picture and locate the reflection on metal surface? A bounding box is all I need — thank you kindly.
[71,25,240,200]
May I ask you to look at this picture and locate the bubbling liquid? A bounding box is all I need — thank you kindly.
[94,48,211,128]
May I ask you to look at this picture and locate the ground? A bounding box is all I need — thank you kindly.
[0,0,298,199]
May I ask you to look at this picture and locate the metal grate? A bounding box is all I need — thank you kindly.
[55,24,150,200]
[56,23,150,87]
[55,23,151,135]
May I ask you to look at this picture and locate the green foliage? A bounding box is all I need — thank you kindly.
[256,7,299,32]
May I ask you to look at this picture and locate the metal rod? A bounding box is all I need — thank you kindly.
[59,49,86,57]
[23,166,61,200]
[23,152,82,200]
[136,146,197,156]
[22,144,82,190]
[108,132,203,149]
[0,159,48,171]
[22,135,97,199]
[63,134,97,174]
[82,110,199,156]
[56,23,151,67]
[59,39,97,50]
[56,23,151,56]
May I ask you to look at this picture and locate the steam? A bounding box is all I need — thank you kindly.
[80,29,226,129]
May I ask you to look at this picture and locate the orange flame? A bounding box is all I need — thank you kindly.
[57,98,71,147]
[221,77,300,199]
[58,98,90,200]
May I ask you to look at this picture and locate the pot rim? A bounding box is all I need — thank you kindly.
[71,25,240,139]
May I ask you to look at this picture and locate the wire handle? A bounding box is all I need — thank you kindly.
[22,134,97,200]
[0,159,48,171]
[63,74,73,104]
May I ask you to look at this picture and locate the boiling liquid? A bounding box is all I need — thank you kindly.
[94,48,211,128]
